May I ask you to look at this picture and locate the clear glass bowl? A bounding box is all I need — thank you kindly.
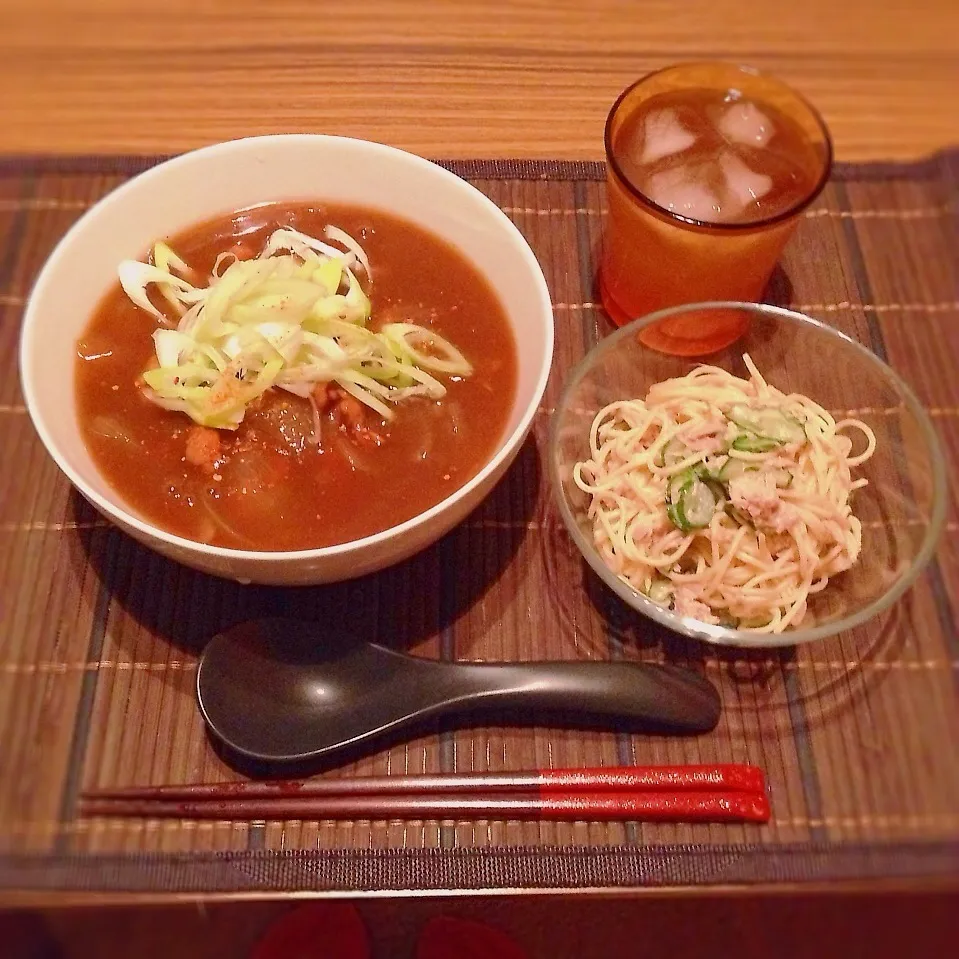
[548,302,947,648]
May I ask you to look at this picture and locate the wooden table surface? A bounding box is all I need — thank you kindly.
[2,0,957,161]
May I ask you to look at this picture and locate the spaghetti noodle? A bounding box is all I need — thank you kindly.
[573,355,876,633]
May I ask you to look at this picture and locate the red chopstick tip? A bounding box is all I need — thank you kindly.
[738,792,771,823]
[538,764,765,795]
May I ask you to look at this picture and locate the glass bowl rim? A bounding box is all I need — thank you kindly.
[547,301,948,649]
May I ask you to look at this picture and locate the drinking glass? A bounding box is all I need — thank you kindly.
[601,62,832,356]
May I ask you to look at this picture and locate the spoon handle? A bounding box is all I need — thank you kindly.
[443,660,721,734]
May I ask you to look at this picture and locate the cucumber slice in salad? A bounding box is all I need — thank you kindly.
[654,436,693,469]
[665,468,722,531]
[725,503,754,527]
[646,580,673,606]
[681,477,720,528]
[718,458,756,482]
[771,468,793,489]
[729,404,806,445]
[731,433,784,453]
[720,457,794,489]
[667,471,690,504]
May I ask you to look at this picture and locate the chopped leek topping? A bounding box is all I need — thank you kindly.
[118,226,473,429]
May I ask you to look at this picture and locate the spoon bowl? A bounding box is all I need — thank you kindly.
[197,619,722,763]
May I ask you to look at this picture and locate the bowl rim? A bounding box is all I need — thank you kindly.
[19,133,554,563]
[548,300,947,648]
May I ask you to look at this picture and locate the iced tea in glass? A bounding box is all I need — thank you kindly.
[601,62,832,355]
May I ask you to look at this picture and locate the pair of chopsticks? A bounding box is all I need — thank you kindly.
[80,764,769,824]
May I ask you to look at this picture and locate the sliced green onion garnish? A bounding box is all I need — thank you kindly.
[118,225,472,429]
[380,323,473,376]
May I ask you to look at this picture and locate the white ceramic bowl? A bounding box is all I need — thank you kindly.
[20,135,553,585]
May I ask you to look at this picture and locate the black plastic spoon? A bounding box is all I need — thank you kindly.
[196,619,721,763]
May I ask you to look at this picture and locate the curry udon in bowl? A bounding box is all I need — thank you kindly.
[21,136,553,584]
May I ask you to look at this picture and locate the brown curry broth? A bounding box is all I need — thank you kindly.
[75,203,518,551]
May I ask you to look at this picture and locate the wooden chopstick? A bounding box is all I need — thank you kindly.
[79,765,769,824]
[79,790,770,823]
[81,764,765,802]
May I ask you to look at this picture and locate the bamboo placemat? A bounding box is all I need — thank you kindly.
[1,155,958,897]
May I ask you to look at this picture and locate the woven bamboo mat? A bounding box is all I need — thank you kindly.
[0,155,958,897]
